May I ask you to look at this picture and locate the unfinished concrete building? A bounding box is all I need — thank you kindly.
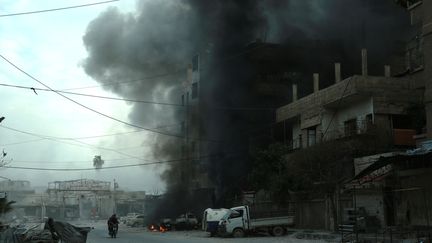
[276,72,423,149]
[273,0,432,232]
[47,179,114,220]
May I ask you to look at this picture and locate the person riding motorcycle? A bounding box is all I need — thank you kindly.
[107,214,119,237]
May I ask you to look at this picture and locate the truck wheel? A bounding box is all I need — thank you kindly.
[232,228,245,238]
[270,226,285,237]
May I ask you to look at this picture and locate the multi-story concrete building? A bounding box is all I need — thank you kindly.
[181,41,303,209]
[276,72,423,149]
[395,0,432,139]
[273,1,432,231]
[341,0,432,231]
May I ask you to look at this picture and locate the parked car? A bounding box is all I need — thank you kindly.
[159,218,172,231]
[126,215,145,227]
[174,213,198,230]
[121,213,140,224]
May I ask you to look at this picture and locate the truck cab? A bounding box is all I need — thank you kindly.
[220,206,250,237]
[202,208,230,236]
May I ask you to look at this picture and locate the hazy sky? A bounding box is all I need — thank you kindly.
[0,0,167,193]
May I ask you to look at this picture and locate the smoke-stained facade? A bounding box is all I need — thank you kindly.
[83,0,412,217]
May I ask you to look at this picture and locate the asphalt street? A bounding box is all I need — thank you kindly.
[85,222,293,243]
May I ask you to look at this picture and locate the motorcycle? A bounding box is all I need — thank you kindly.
[108,223,119,238]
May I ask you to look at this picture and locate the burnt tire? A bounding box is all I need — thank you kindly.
[232,228,245,238]
[270,226,285,237]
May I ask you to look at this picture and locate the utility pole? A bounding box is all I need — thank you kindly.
[113,179,117,214]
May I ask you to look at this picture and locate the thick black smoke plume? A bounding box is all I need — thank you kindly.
[83,0,411,218]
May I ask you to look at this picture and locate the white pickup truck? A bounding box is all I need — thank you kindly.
[218,205,294,237]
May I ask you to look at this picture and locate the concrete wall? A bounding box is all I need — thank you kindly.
[322,97,373,140]
[421,0,432,137]
[356,190,385,228]
[292,120,301,149]
[277,76,419,123]
[295,199,326,229]
[395,171,432,226]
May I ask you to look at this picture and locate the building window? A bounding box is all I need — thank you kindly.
[192,54,199,71]
[191,141,196,154]
[191,83,198,99]
[181,121,185,135]
[344,119,357,136]
[365,114,373,130]
[307,127,316,147]
[181,94,184,106]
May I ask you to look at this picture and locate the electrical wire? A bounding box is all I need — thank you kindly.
[1,153,226,171]
[62,70,184,91]
[0,124,183,161]
[0,0,119,17]
[0,138,45,146]
[0,83,184,107]
[0,83,276,111]
[0,125,148,161]
[11,157,137,164]
[0,123,181,141]
[0,54,201,142]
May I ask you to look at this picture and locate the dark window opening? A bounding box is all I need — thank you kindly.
[192,82,198,99]
[392,115,412,129]
[181,94,184,106]
[192,54,199,71]
[344,119,357,136]
[307,126,316,147]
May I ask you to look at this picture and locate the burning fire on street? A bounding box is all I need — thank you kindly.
[148,224,167,233]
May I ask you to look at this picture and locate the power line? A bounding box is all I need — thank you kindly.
[0,54,224,143]
[0,83,276,111]
[0,125,150,161]
[1,138,45,146]
[0,124,183,161]
[0,0,119,17]
[62,70,184,91]
[0,123,181,142]
[0,54,195,142]
[11,157,137,164]
[0,83,184,107]
[1,151,243,171]
[1,153,225,171]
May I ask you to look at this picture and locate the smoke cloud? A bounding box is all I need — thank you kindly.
[83,0,411,217]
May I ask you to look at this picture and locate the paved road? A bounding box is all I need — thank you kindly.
[86,224,293,243]
[84,221,297,243]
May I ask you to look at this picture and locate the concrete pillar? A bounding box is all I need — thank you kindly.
[423,1,432,138]
[313,73,319,93]
[361,48,368,76]
[335,63,341,83]
[384,65,391,77]
[292,83,298,102]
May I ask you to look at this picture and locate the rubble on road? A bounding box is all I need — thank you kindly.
[0,220,92,243]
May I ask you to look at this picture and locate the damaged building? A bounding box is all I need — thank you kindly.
[269,0,432,234]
